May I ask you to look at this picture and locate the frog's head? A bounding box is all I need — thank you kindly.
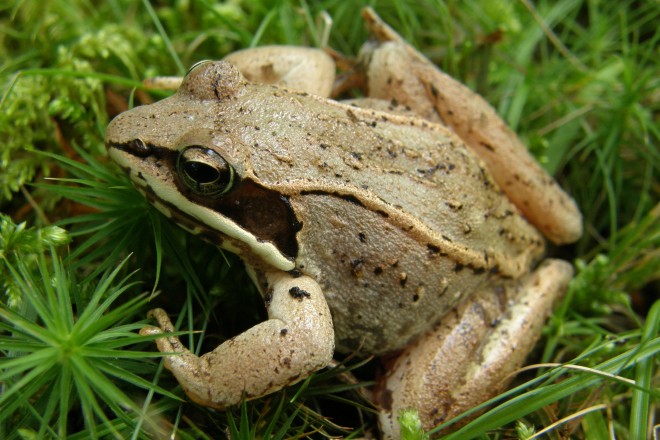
[105,61,300,272]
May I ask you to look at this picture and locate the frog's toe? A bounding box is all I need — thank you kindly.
[141,308,191,354]
[146,308,175,330]
[139,325,163,337]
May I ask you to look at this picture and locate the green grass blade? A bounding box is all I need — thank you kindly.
[441,337,660,438]
[630,300,660,439]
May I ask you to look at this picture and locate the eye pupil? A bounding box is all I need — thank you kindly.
[177,146,235,196]
[184,161,220,184]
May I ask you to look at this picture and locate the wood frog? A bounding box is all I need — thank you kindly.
[105,8,581,438]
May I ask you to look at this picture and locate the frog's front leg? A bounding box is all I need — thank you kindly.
[140,271,334,409]
[375,259,573,438]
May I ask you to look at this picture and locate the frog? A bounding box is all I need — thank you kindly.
[105,8,582,438]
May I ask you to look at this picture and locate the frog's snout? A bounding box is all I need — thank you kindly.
[104,109,134,149]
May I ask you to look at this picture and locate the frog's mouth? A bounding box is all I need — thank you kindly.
[107,139,300,272]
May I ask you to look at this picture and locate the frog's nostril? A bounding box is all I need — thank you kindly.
[129,139,151,157]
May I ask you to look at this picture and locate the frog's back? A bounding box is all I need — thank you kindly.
[233,87,545,275]
[223,87,545,353]
[319,106,545,274]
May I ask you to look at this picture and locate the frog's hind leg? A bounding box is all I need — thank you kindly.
[375,259,573,439]
[359,7,582,245]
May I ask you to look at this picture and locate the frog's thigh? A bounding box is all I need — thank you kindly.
[140,271,334,409]
[376,259,573,438]
[360,36,582,245]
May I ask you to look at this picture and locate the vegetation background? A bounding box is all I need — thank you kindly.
[1,0,657,438]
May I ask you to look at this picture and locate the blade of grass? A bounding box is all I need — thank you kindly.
[439,337,659,438]
[630,300,660,439]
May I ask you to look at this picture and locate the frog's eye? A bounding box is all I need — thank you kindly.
[177,146,235,196]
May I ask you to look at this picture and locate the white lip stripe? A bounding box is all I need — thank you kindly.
[134,167,296,272]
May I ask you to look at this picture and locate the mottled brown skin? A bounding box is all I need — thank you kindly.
[106,9,581,439]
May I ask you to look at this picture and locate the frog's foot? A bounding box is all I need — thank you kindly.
[140,271,334,409]
[141,308,184,351]
[375,259,573,438]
